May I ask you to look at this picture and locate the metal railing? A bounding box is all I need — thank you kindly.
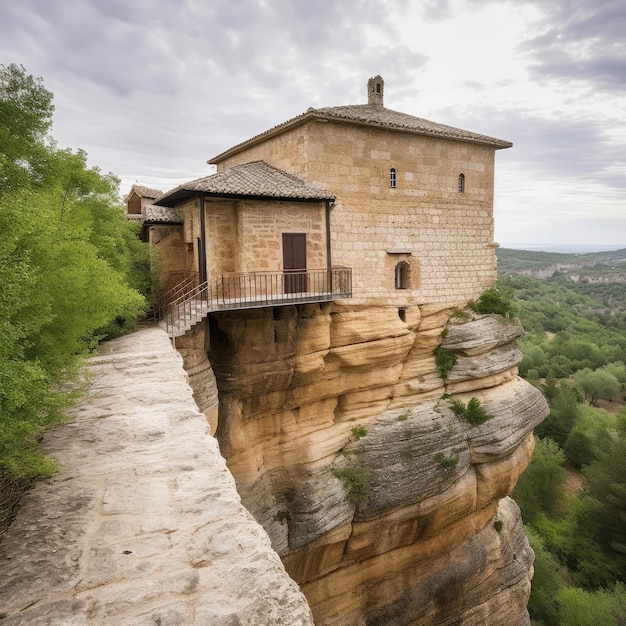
[154,272,199,321]
[161,268,352,337]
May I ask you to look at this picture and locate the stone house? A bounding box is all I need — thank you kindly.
[130,76,511,327]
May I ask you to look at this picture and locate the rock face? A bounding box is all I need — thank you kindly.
[0,328,314,626]
[184,303,549,625]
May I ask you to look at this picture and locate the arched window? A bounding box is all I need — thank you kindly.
[395,261,410,289]
[390,168,397,188]
[458,173,465,193]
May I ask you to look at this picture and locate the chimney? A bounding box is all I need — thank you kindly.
[367,75,384,107]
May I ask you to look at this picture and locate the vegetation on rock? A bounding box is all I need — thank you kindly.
[468,285,516,317]
[434,346,457,381]
[448,396,492,426]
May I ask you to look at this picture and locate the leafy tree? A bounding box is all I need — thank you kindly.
[525,525,564,625]
[581,413,626,577]
[0,63,54,196]
[0,65,150,493]
[574,368,621,405]
[557,583,626,626]
[535,382,582,448]
[512,437,567,522]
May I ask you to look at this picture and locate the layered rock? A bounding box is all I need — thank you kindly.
[185,304,548,625]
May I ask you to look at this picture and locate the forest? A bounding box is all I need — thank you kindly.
[0,64,153,529]
[497,248,626,625]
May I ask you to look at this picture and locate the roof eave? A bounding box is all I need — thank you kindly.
[208,110,511,163]
[156,187,334,208]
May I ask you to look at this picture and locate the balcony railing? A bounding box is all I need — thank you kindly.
[160,268,352,338]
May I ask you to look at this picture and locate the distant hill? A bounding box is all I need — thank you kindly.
[497,247,626,281]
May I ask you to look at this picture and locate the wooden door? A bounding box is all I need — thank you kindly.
[282,233,307,293]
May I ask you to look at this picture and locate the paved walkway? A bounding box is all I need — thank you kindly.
[0,327,313,625]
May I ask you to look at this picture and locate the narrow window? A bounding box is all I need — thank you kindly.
[390,168,397,188]
[458,173,465,193]
[398,308,407,322]
[395,261,410,289]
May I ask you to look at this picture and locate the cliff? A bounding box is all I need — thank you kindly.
[180,302,549,625]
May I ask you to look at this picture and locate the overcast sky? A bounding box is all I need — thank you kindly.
[1,0,624,248]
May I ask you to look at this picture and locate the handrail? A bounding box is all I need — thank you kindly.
[162,268,352,337]
[154,273,199,321]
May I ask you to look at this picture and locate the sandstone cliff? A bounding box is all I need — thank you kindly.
[180,303,548,625]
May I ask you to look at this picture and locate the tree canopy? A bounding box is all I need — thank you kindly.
[0,64,152,489]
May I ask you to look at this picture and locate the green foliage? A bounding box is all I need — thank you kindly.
[451,309,471,320]
[564,428,595,469]
[512,437,567,523]
[333,464,371,505]
[434,452,459,469]
[434,346,457,381]
[0,65,152,494]
[582,414,626,574]
[574,367,621,405]
[557,583,626,626]
[447,396,492,426]
[351,426,367,440]
[500,252,626,610]
[467,285,516,317]
[449,397,466,416]
[493,520,503,532]
[464,397,491,425]
[525,525,564,625]
[397,414,408,422]
[535,381,582,448]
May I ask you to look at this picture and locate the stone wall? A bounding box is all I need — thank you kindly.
[215,120,499,306]
[177,196,328,280]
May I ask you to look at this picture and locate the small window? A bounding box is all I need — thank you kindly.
[458,173,465,193]
[390,168,397,188]
[398,308,407,322]
[395,261,410,289]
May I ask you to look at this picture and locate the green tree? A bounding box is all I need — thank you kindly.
[574,368,621,405]
[512,437,567,522]
[581,414,626,576]
[0,65,150,491]
[557,584,626,626]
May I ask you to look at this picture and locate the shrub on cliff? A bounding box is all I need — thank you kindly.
[468,285,516,317]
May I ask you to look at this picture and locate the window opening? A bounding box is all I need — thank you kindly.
[458,173,465,193]
[395,261,410,289]
[390,168,397,188]
[398,308,407,322]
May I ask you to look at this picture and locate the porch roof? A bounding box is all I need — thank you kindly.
[156,160,335,207]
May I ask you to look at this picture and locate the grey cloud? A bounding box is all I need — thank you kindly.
[521,0,626,91]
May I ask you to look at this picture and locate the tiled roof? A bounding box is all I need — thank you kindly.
[125,184,163,201]
[156,161,335,207]
[142,204,183,224]
[209,104,512,163]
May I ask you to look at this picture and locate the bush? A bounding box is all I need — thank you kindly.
[447,396,492,426]
[434,347,457,381]
[333,464,371,505]
[468,285,516,317]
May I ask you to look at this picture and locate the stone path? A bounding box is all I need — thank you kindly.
[0,327,313,625]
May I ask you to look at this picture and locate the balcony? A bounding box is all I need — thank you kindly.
[158,268,352,338]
